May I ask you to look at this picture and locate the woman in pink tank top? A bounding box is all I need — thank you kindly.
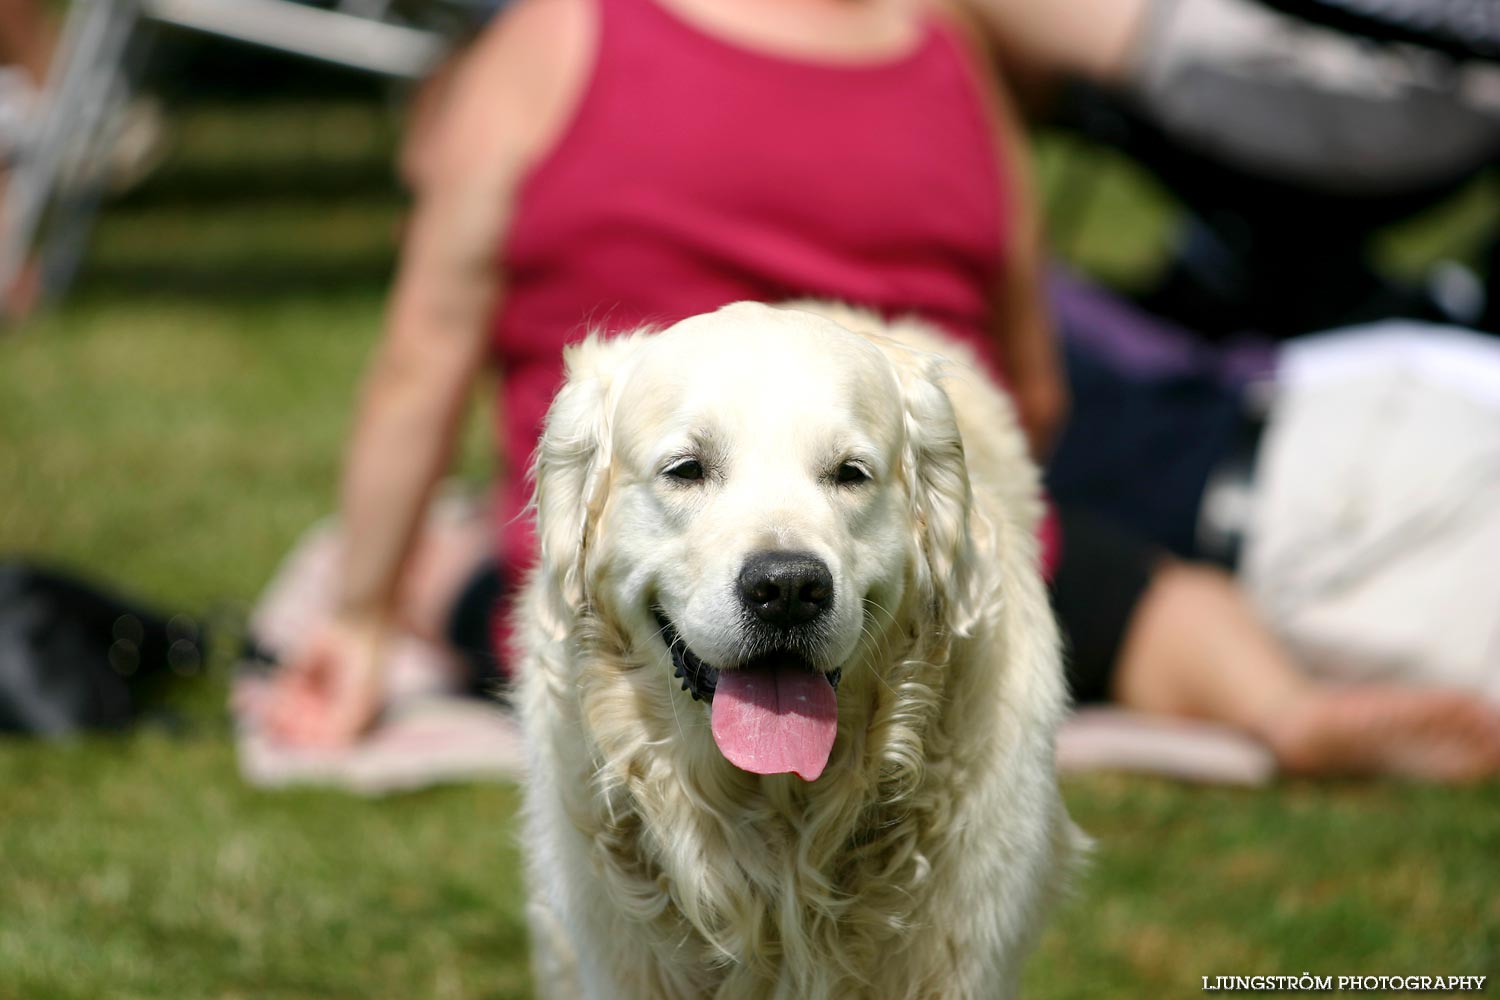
[269,0,1063,745]
[491,0,1061,580]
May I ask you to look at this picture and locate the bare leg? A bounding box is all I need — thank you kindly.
[1112,561,1500,782]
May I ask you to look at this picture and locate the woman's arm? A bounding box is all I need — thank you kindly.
[964,0,1150,85]
[942,0,1068,459]
[266,123,510,748]
[988,81,1068,461]
[946,3,1069,461]
[268,0,594,745]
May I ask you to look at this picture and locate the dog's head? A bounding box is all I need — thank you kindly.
[531,302,980,781]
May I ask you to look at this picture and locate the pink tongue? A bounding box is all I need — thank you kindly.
[710,658,838,781]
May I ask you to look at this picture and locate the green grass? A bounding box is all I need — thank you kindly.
[1,736,531,1000]
[2,95,1497,1000]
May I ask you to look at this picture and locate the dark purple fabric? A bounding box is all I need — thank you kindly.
[1045,271,1275,560]
[1047,270,1277,384]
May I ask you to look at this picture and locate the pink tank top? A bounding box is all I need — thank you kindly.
[492,0,1012,570]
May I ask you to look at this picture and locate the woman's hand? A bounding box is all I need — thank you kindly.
[265,614,387,747]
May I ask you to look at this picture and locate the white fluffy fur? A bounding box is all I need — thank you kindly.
[517,302,1080,999]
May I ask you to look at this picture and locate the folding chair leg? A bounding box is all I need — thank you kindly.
[0,0,144,311]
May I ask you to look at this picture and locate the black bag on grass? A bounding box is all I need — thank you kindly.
[0,561,207,736]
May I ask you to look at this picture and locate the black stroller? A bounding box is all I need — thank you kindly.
[1050,0,1500,339]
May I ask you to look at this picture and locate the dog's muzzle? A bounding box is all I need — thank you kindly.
[652,608,842,702]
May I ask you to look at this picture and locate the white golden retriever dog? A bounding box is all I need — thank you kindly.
[516,302,1080,999]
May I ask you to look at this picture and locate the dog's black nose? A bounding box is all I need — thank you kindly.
[738,551,833,629]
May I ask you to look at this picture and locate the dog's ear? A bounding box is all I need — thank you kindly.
[888,347,985,637]
[531,332,640,612]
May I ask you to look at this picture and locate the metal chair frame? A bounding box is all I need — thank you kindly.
[0,0,476,310]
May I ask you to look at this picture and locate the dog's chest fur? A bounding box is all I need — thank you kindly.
[584,740,965,997]
[551,616,981,999]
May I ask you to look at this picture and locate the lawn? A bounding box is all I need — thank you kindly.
[1,64,1497,1000]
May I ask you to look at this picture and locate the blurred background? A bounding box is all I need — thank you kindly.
[2,0,1498,997]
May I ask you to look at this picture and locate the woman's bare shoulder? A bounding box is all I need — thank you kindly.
[420,0,597,190]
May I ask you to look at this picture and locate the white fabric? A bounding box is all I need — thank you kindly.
[1242,323,1500,701]
[1277,322,1500,407]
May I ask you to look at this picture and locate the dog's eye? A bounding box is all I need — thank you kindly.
[664,458,705,482]
[834,462,870,485]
